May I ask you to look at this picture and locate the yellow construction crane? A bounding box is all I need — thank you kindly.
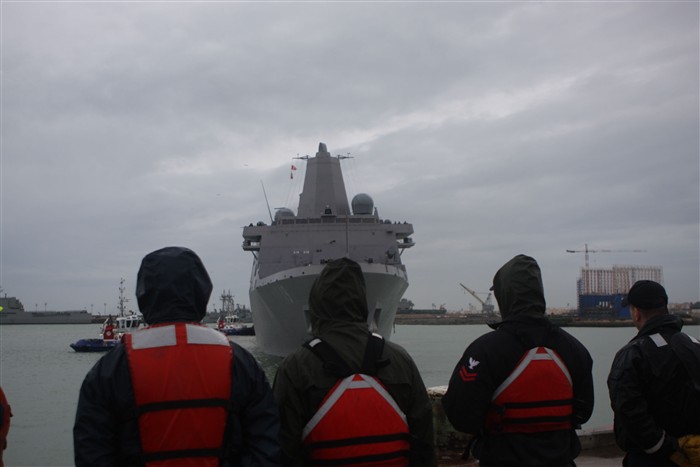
[566,243,646,268]
[459,283,495,314]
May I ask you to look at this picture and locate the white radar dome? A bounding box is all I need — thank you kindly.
[274,208,295,222]
[352,193,374,215]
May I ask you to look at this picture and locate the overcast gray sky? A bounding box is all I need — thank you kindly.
[1,1,698,314]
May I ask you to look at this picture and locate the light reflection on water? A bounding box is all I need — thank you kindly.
[1,323,697,466]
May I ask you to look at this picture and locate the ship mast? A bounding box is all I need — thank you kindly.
[117,278,129,317]
[219,290,235,314]
[296,143,352,218]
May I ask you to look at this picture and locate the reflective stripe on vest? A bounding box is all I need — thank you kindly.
[486,346,574,434]
[125,323,232,466]
[649,333,668,347]
[302,373,411,466]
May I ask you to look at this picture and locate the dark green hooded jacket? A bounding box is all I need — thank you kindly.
[443,255,594,467]
[273,257,436,466]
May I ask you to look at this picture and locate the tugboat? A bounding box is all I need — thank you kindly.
[215,290,255,337]
[69,317,120,353]
[70,279,143,352]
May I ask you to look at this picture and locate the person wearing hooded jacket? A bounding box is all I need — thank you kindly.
[272,257,436,467]
[73,246,281,466]
[442,254,594,467]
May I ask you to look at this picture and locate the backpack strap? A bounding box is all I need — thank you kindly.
[304,332,389,378]
[304,338,354,378]
[361,332,390,375]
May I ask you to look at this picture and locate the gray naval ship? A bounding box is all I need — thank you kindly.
[242,143,415,356]
[0,295,93,324]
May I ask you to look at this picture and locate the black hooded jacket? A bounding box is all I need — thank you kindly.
[442,255,594,467]
[273,257,436,466]
[73,247,281,466]
[135,246,213,325]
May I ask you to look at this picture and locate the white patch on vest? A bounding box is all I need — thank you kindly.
[492,347,572,401]
[649,333,668,347]
[308,338,322,348]
[131,325,177,349]
[688,335,699,344]
[186,324,230,346]
[302,374,407,440]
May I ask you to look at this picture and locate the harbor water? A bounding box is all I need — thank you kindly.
[1,323,698,466]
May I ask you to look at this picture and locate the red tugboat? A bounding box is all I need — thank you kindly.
[70,279,143,352]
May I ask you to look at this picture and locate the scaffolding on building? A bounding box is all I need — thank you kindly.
[578,265,664,295]
[576,265,664,318]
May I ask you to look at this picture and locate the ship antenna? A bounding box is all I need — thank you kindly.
[117,278,129,317]
[260,180,274,223]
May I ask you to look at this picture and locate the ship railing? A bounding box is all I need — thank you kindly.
[398,237,415,249]
[276,217,409,226]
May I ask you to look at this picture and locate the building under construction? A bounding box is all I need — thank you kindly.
[576,265,664,319]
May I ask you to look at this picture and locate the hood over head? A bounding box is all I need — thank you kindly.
[491,254,546,319]
[308,257,369,335]
[136,246,212,325]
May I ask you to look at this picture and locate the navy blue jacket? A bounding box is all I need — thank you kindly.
[443,315,594,466]
[74,340,280,466]
[73,247,280,466]
[443,255,594,467]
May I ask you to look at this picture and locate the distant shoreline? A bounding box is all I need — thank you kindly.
[394,314,700,327]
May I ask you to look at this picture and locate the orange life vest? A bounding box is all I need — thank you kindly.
[302,335,411,466]
[485,346,573,434]
[125,322,232,466]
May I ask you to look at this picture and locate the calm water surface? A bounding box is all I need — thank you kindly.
[1,323,697,466]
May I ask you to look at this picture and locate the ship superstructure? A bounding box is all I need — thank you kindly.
[242,143,415,356]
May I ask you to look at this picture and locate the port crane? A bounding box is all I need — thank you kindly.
[566,243,646,268]
[459,283,495,314]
